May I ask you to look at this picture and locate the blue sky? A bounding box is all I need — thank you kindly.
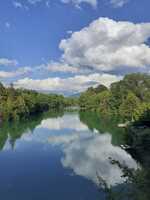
[0,0,150,95]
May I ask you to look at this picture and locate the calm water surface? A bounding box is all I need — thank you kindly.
[0,111,138,200]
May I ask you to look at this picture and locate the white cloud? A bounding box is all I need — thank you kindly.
[37,61,93,74]
[67,30,73,35]
[17,66,32,74]
[0,58,18,66]
[26,0,97,8]
[12,0,50,9]
[46,61,79,73]
[60,0,130,8]
[110,0,128,8]
[60,18,150,73]
[27,0,51,7]
[61,0,97,8]
[27,0,43,4]
[0,71,17,78]
[13,1,23,8]
[14,73,121,93]
[12,0,129,9]
[0,67,31,78]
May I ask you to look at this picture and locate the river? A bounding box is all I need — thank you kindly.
[0,111,138,200]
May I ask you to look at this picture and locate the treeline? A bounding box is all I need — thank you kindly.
[79,73,150,122]
[0,83,76,121]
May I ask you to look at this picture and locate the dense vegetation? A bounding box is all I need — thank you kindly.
[79,73,150,122]
[0,83,76,122]
[2,73,150,123]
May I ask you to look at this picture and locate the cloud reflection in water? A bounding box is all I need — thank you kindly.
[45,114,138,187]
[7,113,138,187]
[37,114,88,131]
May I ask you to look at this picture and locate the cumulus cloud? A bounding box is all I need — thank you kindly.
[46,61,79,73]
[0,58,18,66]
[45,61,94,74]
[35,60,95,74]
[60,18,150,73]
[14,73,121,93]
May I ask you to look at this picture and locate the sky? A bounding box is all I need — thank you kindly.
[0,0,150,95]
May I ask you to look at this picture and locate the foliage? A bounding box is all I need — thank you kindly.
[119,92,141,121]
[79,84,108,111]
[79,73,150,121]
[63,96,79,107]
[0,84,66,121]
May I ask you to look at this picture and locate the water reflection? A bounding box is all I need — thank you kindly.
[48,132,137,187]
[0,111,64,150]
[0,111,138,192]
[37,114,88,131]
[79,111,125,145]
[40,112,138,187]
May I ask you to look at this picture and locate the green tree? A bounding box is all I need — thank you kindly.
[97,90,112,115]
[119,92,141,121]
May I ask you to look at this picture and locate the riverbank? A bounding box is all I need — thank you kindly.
[0,82,78,122]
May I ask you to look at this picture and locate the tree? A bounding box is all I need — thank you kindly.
[119,92,141,121]
[0,82,68,121]
[97,91,112,115]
